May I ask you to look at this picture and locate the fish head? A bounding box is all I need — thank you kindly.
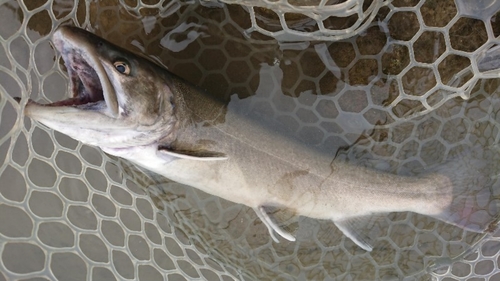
[23,26,177,148]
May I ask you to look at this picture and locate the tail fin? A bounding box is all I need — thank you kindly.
[430,147,500,233]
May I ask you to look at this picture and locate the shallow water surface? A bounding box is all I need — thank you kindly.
[1,0,500,280]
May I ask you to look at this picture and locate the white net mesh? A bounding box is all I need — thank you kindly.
[217,0,391,42]
[1,0,500,280]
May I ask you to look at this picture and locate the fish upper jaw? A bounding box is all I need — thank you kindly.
[20,26,156,148]
[23,26,119,119]
[47,26,119,117]
[18,26,178,149]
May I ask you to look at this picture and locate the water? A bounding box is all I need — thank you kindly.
[1,0,500,280]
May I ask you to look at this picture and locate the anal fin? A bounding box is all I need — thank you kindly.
[333,216,383,252]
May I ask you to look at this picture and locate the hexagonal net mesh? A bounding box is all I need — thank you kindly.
[216,0,391,42]
[1,0,500,280]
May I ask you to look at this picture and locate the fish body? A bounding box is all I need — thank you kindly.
[20,26,499,251]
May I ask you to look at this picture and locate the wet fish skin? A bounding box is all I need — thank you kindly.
[19,26,499,251]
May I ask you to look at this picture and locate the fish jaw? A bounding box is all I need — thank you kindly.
[51,26,119,117]
[22,26,177,148]
[24,100,156,147]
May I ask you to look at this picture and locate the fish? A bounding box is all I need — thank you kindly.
[17,26,499,251]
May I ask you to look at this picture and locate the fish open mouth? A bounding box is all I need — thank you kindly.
[47,49,105,107]
[19,26,120,117]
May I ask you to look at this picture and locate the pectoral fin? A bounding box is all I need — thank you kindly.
[254,205,298,243]
[333,216,379,252]
[158,146,227,161]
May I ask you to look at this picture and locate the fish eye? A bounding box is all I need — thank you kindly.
[113,61,130,75]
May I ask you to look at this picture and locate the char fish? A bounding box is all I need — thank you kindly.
[18,26,499,251]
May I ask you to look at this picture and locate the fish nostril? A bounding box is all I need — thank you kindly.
[170,96,175,109]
